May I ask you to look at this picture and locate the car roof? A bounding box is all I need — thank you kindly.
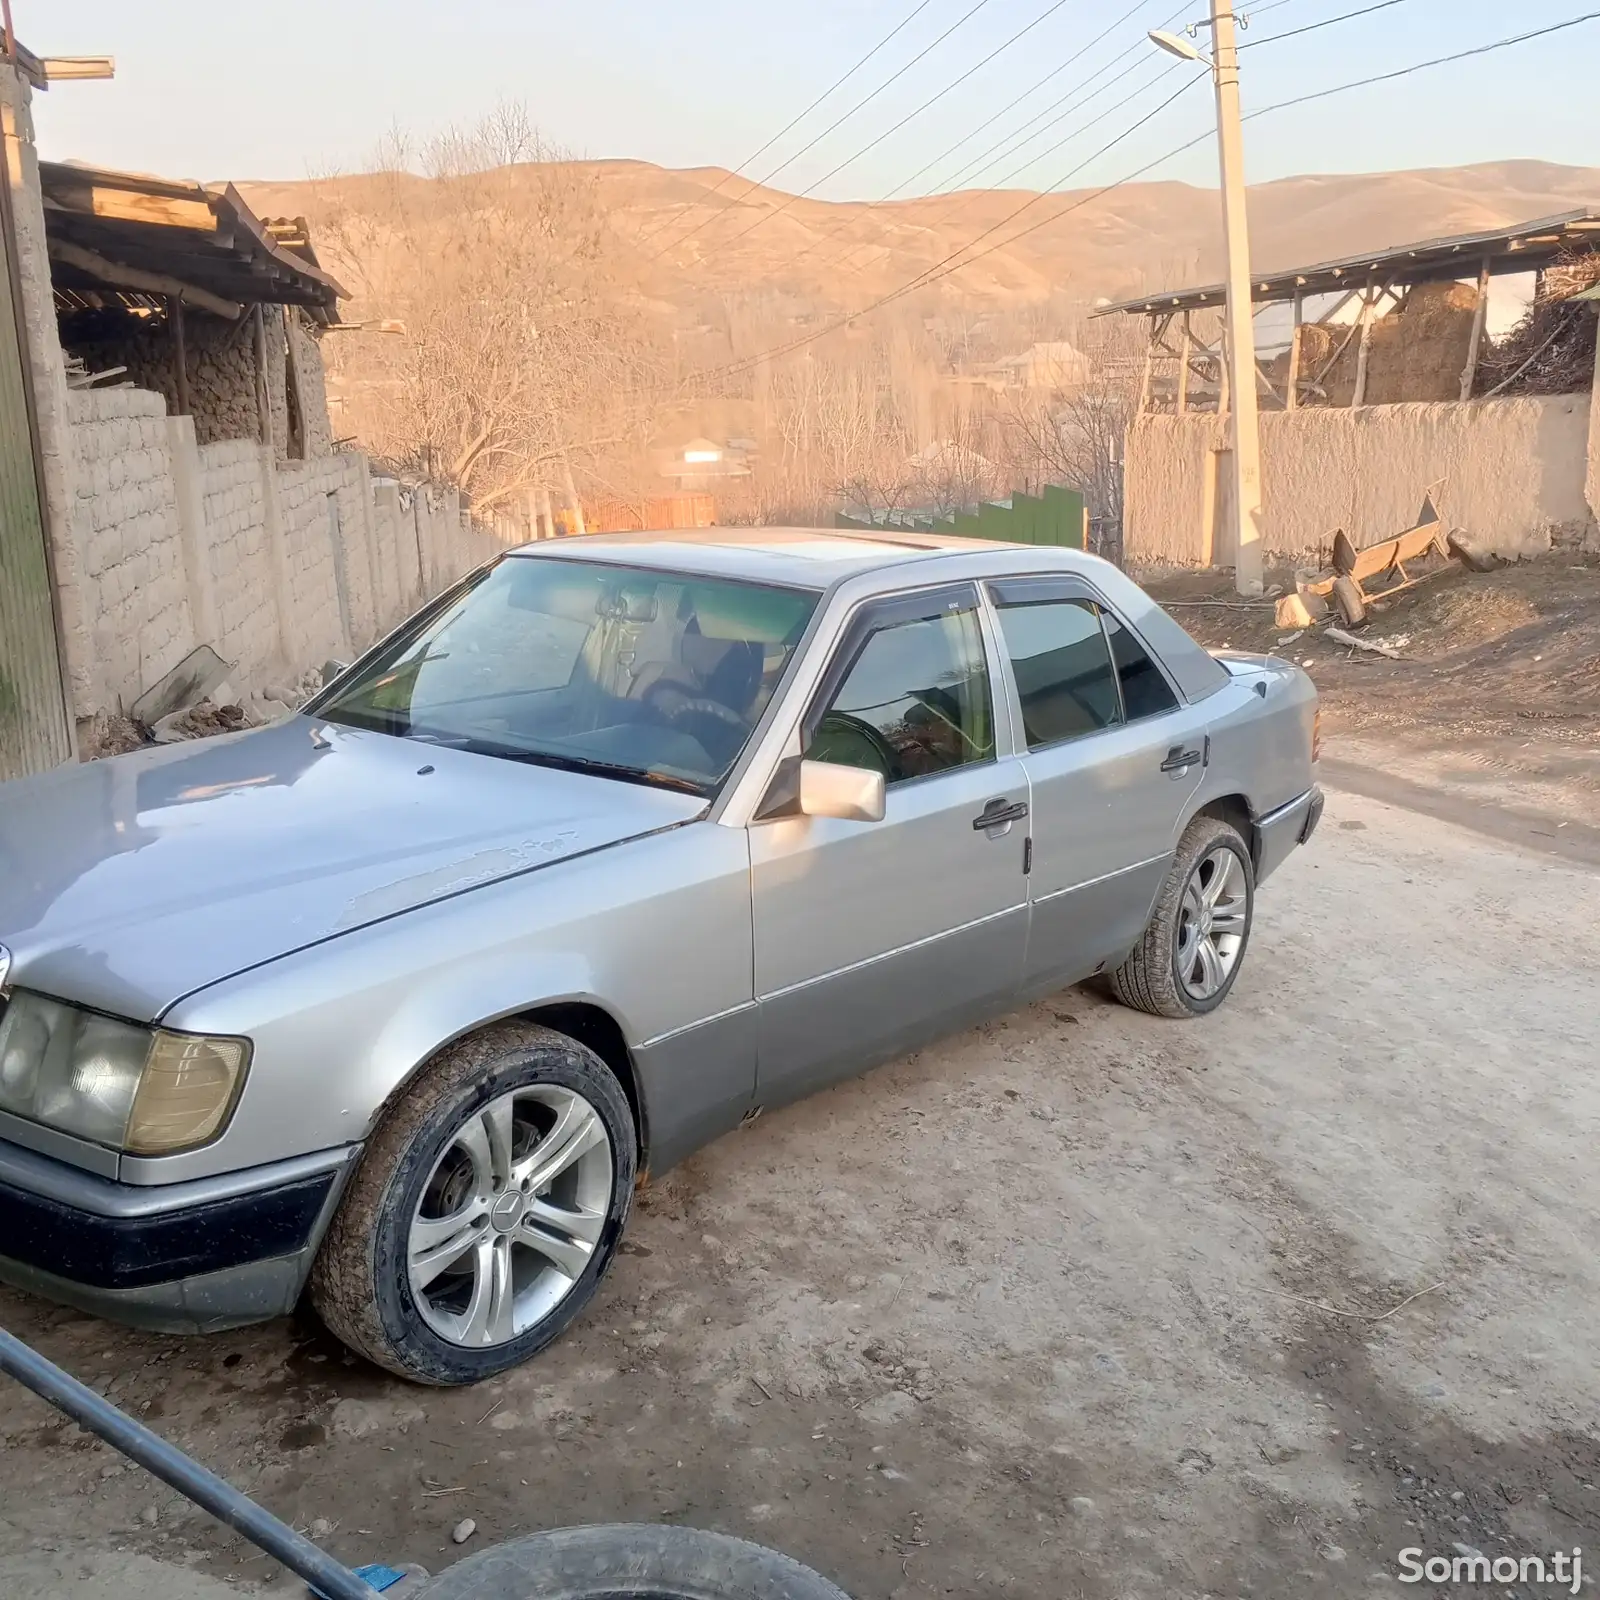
[506,525,1086,588]
[506,526,1228,705]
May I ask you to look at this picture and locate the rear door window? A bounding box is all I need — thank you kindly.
[1101,610,1180,721]
[993,598,1121,750]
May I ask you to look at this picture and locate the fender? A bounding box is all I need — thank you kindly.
[129,823,756,1186]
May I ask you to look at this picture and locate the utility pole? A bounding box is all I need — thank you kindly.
[1209,0,1263,594]
[1151,6,1264,594]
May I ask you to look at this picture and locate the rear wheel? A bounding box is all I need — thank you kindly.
[1109,815,1254,1019]
[311,1023,635,1385]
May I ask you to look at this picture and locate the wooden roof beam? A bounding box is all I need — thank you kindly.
[47,238,242,319]
[44,181,217,234]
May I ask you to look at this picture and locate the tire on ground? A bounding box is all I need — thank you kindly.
[417,1523,854,1600]
[1108,813,1255,1020]
[310,1022,636,1385]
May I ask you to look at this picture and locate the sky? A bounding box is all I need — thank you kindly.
[24,0,1600,200]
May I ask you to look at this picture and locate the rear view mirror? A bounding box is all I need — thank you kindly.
[799,759,885,823]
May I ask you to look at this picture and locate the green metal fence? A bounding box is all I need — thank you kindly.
[836,483,1087,548]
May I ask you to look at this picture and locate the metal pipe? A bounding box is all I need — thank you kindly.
[0,1325,375,1600]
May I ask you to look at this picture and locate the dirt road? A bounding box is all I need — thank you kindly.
[2,781,1597,1598]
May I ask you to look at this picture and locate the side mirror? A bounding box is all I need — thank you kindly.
[799,759,885,823]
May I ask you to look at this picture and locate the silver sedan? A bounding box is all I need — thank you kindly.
[0,530,1321,1382]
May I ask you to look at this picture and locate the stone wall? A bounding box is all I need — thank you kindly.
[1124,394,1600,568]
[288,314,333,457]
[64,308,297,452]
[59,385,512,721]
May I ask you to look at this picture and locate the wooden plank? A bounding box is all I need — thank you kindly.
[46,237,241,318]
[1459,255,1491,401]
[1309,316,1363,387]
[1177,312,1191,415]
[1138,315,1155,414]
[171,295,189,416]
[47,182,216,234]
[253,303,273,448]
[281,307,306,460]
[1352,285,1377,407]
[1286,291,1303,411]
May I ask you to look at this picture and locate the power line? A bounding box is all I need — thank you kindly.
[1239,0,1416,48]
[700,74,1208,383]
[801,0,1163,241]
[819,7,1195,280]
[647,0,996,263]
[930,2,1187,195]
[787,0,1175,275]
[693,5,1600,385]
[671,0,1090,268]
[1244,7,1600,108]
[632,0,941,250]
[827,56,1181,280]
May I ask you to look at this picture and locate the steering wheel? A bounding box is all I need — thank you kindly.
[642,680,748,731]
[806,711,898,780]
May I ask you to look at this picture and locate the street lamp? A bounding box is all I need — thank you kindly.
[1152,5,1264,596]
[1147,30,1209,65]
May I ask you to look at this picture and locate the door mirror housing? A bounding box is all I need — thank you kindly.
[799,759,885,823]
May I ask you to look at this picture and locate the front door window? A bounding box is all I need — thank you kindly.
[804,608,994,784]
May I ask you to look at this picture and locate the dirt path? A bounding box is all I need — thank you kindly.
[2,788,1598,1598]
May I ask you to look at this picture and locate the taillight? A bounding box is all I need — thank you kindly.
[1312,707,1323,764]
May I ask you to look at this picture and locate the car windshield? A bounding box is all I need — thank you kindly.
[316,556,818,795]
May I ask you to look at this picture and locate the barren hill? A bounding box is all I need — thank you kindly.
[247,157,1600,329]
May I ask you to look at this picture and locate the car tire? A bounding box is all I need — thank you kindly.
[1109,814,1255,1020]
[416,1523,853,1600]
[310,1022,636,1385]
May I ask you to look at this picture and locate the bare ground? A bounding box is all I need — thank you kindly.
[2,781,1598,1598]
[1148,552,1600,838]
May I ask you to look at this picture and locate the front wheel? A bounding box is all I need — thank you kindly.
[1109,815,1255,1019]
[311,1023,636,1385]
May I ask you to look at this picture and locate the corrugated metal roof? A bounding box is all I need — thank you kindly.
[1097,207,1600,317]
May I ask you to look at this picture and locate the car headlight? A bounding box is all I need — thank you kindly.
[0,990,249,1154]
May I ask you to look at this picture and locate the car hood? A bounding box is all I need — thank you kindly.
[0,717,705,1022]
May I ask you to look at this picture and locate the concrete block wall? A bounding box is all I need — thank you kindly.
[199,440,280,684]
[66,388,194,713]
[60,384,513,720]
[278,454,370,667]
[1124,393,1600,568]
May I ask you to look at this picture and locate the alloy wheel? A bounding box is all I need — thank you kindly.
[1175,845,1249,1002]
[407,1086,614,1348]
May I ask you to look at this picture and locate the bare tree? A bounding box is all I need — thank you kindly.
[307,104,673,517]
[995,316,1142,561]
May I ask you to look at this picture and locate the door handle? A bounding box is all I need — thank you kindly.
[1160,746,1202,774]
[973,798,1029,831]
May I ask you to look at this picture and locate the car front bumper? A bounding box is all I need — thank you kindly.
[0,1137,358,1334]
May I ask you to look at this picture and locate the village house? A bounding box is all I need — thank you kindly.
[1101,211,1600,567]
[0,48,513,784]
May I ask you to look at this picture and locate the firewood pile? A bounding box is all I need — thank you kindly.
[1475,248,1599,398]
